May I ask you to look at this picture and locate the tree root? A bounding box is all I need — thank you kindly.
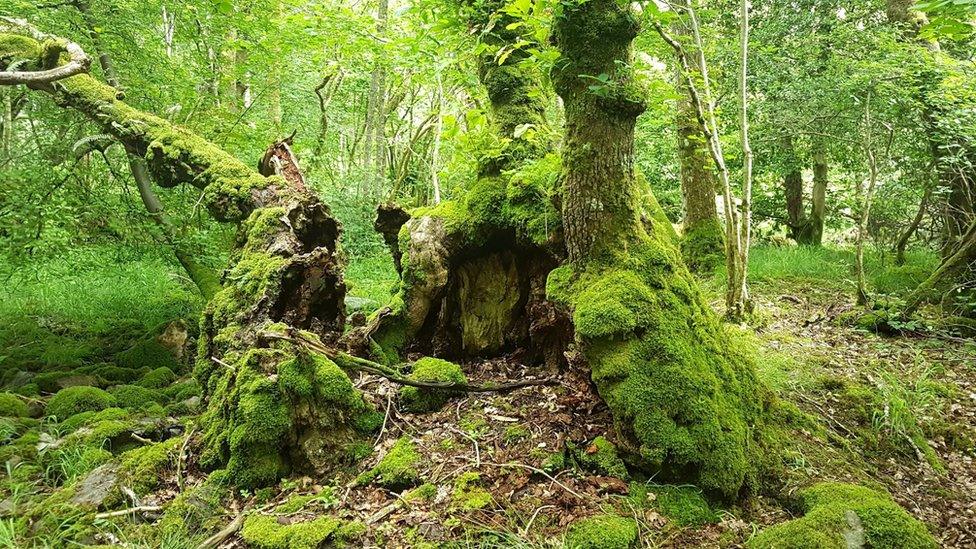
[264,329,557,394]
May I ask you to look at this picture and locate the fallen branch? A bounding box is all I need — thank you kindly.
[264,330,556,394]
[0,17,91,85]
[197,510,246,549]
[94,505,162,519]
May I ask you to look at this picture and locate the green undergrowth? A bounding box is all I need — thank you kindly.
[710,246,939,296]
[747,482,938,548]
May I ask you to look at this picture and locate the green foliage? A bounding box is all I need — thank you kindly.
[46,386,116,420]
[747,483,937,549]
[399,357,467,413]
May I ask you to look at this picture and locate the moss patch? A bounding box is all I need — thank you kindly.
[578,436,628,479]
[0,392,29,417]
[747,482,937,549]
[241,513,365,548]
[399,357,467,413]
[452,472,492,510]
[357,436,421,489]
[564,514,638,549]
[47,386,116,420]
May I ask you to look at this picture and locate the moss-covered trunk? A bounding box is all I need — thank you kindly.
[550,0,778,497]
[1,27,379,489]
[362,0,570,366]
[676,58,723,272]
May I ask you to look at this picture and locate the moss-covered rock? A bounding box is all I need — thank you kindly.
[47,386,117,420]
[138,366,176,389]
[747,483,937,549]
[357,436,421,489]
[241,513,365,548]
[0,392,29,417]
[116,438,180,498]
[636,484,719,527]
[108,384,166,411]
[92,363,148,385]
[564,515,638,549]
[399,357,467,413]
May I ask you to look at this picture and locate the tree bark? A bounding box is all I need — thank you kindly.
[895,183,932,265]
[552,0,777,498]
[674,24,723,272]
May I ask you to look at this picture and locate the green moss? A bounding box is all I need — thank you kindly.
[547,235,779,498]
[452,472,492,510]
[564,515,638,549]
[117,438,180,497]
[199,351,379,489]
[158,471,229,543]
[116,339,181,373]
[241,514,365,548]
[92,364,147,385]
[405,482,438,502]
[357,436,421,489]
[681,218,725,273]
[645,485,721,526]
[60,406,129,432]
[34,370,72,394]
[108,384,166,410]
[0,392,29,417]
[47,386,117,420]
[399,357,467,413]
[747,483,937,549]
[274,490,336,513]
[578,436,628,479]
[503,425,530,444]
[139,366,176,389]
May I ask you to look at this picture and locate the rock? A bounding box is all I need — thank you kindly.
[56,375,99,390]
[71,462,120,508]
[157,320,189,361]
[183,396,201,411]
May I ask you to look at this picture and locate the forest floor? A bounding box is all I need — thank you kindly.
[0,245,973,548]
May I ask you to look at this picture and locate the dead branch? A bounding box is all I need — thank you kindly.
[93,505,162,519]
[0,18,91,86]
[264,330,556,394]
[197,510,246,549]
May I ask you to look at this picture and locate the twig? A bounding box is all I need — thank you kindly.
[453,427,480,468]
[94,505,162,519]
[373,392,393,448]
[481,461,586,501]
[176,427,196,492]
[197,510,246,549]
[522,505,555,537]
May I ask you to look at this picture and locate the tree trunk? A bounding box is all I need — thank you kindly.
[675,33,723,272]
[804,146,828,246]
[896,183,932,265]
[362,0,566,366]
[903,218,976,316]
[0,25,378,489]
[551,0,777,498]
[363,0,389,197]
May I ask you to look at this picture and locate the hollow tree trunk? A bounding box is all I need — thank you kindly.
[550,0,777,498]
[0,26,379,489]
[675,40,723,272]
[362,0,568,367]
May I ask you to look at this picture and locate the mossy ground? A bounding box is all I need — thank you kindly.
[1,245,971,546]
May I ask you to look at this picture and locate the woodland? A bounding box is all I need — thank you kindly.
[0,0,974,547]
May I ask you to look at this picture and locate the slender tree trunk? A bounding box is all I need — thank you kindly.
[896,183,932,265]
[675,24,722,272]
[363,0,389,198]
[430,71,443,205]
[782,137,805,240]
[732,0,754,320]
[806,144,828,246]
[856,93,885,307]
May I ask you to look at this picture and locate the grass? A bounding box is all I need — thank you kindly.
[708,245,939,297]
[345,252,397,307]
